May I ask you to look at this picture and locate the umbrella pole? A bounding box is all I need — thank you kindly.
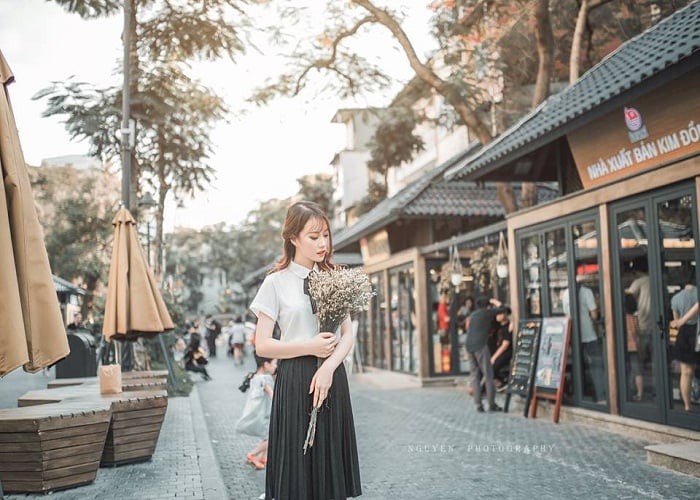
[114,340,121,366]
[159,335,178,391]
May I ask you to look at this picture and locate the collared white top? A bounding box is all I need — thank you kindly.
[250,261,319,343]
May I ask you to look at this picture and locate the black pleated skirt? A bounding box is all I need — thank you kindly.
[673,324,700,364]
[265,356,362,500]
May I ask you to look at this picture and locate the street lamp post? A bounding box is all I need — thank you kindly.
[138,191,157,268]
[137,190,178,390]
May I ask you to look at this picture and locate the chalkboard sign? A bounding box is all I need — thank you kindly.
[504,319,542,416]
[534,317,570,391]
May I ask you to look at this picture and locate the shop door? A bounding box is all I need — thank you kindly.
[610,183,700,430]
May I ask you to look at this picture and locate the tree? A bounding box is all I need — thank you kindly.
[252,0,688,214]
[297,172,335,216]
[367,109,424,191]
[28,164,119,319]
[250,0,546,213]
[40,0,254,277]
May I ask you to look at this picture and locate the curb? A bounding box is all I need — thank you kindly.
[191,384,229,499]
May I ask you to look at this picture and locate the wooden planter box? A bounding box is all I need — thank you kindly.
[18,386,168,469]
[0,401,112,493]
[100,391,168,466]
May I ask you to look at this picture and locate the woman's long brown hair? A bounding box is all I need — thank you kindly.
[271,200,336,273]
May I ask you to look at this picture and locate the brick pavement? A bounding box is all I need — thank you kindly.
[198,353,700,500]
[0,368,224,500]
[2,355,700,499]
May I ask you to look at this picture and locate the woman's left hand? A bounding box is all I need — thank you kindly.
[309,363,334,409]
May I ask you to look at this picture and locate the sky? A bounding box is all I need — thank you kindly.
[1,0,436,231]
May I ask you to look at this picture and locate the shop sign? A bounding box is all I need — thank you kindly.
[360,229,391,264]
[567,70,700,189]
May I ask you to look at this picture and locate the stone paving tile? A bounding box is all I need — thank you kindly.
[3,354,700,500]
[199,354,700,500]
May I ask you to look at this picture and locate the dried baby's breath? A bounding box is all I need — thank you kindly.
[303,266,374,454]
[307,267,374,333]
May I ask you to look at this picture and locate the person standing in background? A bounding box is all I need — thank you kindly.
[669,273,699,412]
[626,270,653,369]
[624,292,644,401]
[67,312,84,330]
[205,315,222,358]
[562,281,607,403]
[466,296,504,413]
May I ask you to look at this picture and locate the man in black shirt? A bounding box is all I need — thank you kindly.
[66,312,84,330]
[466,296,506,412]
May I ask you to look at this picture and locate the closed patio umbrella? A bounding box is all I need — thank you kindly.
[0,50,69,377]
[102,207,173,342]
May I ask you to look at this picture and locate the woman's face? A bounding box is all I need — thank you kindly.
[292,217,330,268]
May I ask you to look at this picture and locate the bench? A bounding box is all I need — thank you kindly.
[18,387,168,467]
[0,401,112,493]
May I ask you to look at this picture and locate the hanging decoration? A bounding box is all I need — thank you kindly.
[496,231,509,279]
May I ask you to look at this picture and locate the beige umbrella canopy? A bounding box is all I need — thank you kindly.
[0,50,69,377]
[102,207,173,342]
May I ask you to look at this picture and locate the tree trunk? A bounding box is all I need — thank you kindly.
[521,0,555,209]
[570,0,612,83]
[570,0,589,83]
[352,0,518,213]
[155,129,168,281]
[532,0,553,111]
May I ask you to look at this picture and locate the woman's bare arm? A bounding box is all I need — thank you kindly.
[254,312,336,359]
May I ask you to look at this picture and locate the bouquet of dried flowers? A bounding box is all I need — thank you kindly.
[302,267,374,454]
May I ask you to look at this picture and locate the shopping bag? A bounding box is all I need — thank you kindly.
[99,364,122,394]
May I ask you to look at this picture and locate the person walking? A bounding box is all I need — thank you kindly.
[251,200,362,500]
[466,296,504,412]
[205,315,222,358]
[229,315,247,365]
[235,353,277,470]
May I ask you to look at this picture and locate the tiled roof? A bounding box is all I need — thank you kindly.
[333,144,479,248]
[445,1,700,181]
[333,142,559,249]
[406,182,558,217]
[403,180,557,217]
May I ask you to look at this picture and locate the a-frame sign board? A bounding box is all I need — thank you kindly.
[504,319,542,417]
[528,317,571,423]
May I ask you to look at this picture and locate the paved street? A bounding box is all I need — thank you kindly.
[2,353,700,499]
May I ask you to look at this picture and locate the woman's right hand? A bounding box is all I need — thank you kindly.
[308,332,336,358]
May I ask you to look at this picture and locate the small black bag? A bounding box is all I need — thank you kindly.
[238,372,254,392]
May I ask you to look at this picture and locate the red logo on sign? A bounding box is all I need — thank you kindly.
[624,107,642,131]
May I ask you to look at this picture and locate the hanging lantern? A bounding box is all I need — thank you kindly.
[496,232,509,279]
[449,245,463,288]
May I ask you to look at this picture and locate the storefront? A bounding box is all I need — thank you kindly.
[445,4,700,430]
[359,222,509,383]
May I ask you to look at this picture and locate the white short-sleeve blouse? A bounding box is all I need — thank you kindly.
[250,261,319,343]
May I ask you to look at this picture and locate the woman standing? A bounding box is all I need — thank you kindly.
[251,200,362,500]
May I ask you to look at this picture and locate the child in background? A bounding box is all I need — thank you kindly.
[235,353,277,470]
